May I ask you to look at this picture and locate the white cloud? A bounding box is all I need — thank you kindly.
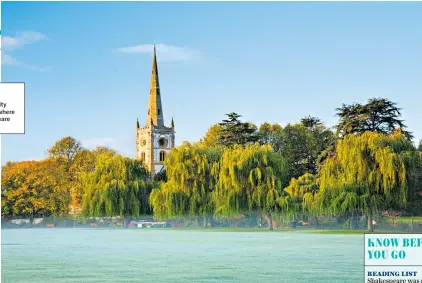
[2,54,19,66]
[1,31,48,71]
[1,53,48,71]
[2,31,47,50]
[114,43,200,62]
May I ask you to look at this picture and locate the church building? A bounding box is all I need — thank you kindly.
[136,44,175,176]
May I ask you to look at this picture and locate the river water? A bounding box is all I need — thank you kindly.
[2,229,362,282]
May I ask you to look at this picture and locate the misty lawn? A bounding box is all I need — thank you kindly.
[2,229,362,282]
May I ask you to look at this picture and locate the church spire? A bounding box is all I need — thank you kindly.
[146,42,164,127]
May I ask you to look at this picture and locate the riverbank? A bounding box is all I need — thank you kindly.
[3,226,421,234]
[166,227,422,234]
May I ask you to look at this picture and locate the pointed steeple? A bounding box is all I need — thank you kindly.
[136,118,140,129]
[146,43,164,127]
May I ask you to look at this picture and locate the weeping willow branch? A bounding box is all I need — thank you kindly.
[317,131,415,230]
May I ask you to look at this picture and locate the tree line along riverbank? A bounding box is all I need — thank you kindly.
[2,98,422,231]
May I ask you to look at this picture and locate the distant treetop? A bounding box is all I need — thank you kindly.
[335,98,412,139]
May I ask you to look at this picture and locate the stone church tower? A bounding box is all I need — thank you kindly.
[136,44,175,176]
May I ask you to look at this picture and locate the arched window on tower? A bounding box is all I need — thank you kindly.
[158,109,161,115]
[141,152,146,161]
[159,151,166,162]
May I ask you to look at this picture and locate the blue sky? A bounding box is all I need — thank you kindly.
[1,2,422,163]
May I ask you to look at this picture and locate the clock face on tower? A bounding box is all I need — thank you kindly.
[140,139,146,146]
[158,137,168,148]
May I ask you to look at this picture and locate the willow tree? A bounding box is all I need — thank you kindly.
[68,147,116,214]
[82,154,154,226]
[284,173,320,226]
[402,150,422,218]
[213,144,288,230]
[150,142,221,227]
[318,131,413,231]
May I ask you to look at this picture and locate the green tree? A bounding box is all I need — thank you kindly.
[218,113,259,147]
[277,124,310,181]
[318,131,413,231]
[82,154,154,226]
[47,136,82,167]
[336,98,412,139]
[301,118,335,175]
[300,116,322,130]
[258,122,283,152]
[47,137,84,214]
[259,119,334,181]
[402,150,422,218]
[213,144,288,230]
[150,142,221,227]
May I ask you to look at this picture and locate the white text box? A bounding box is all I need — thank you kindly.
[0,83,25,134]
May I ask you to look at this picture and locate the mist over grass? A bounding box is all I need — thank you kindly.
[3,214,422,234]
